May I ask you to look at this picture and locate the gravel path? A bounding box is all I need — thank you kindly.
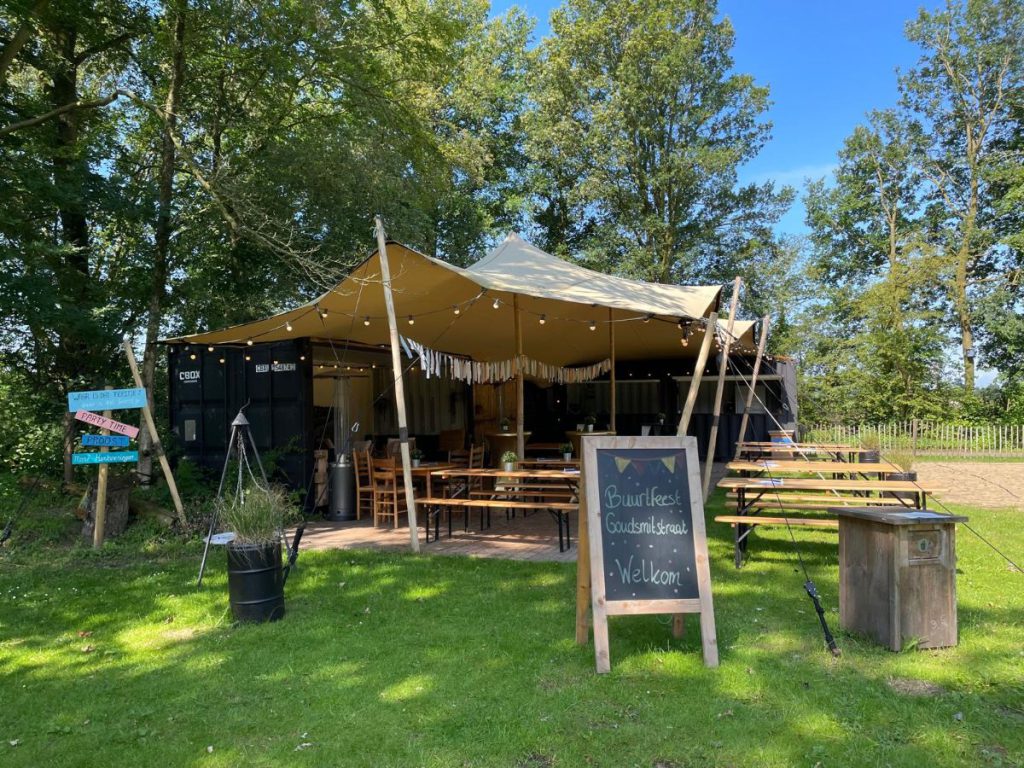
[916,462,1024,510]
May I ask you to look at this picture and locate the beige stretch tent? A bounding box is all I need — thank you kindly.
[167,233,755,364]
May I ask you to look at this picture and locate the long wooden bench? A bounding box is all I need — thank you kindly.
[418,497,578,551]
[714,515,839,529]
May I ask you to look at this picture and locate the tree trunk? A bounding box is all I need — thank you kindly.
[51,23,92,486]
[139,2,186,485]
[0,0,49,85]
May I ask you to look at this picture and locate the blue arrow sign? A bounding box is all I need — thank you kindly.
[67,388,147,413]
[72,451,139,465]
[82,434,131,448]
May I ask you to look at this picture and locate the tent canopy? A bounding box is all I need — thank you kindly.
[164,234,755,367]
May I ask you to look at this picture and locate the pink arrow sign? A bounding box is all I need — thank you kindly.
[74,410,140,439]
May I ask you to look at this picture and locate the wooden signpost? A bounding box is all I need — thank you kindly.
[67,350,186,547]
[578,435,718,672]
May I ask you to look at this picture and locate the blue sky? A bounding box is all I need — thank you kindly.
[491,0,927,235]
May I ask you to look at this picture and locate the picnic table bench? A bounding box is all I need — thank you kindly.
[736,442,873,463]
[715,476,939,567]
[421,468,581,551]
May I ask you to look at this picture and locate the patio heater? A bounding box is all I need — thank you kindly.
[329,375,356,521]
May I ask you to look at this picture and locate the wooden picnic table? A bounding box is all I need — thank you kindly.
[716,476,939,568]
[736,442,873,463]
[426,467,581,550]
[726,460,903,477]
[517,458,580,469]
[408,461,454,498]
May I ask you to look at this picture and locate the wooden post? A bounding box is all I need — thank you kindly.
[514,295,525,459]
[122,340,185,525]
[374,216,420,553]
[702,278,741,498]
[677,311,718,436]
[575,462,591,644]
[93,386,112,549]
[735,315,770,450]
[673,310,716,638]
[608,309,616,433]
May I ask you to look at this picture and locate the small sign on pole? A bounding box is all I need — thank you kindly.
[581,435,718,672]
[82,434,131,448]
[72,451,140,465]
[73,410,140,439]
[68,387,147,412]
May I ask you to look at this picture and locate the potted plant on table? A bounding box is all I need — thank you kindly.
[500,450,518,472]
[884,445,917,501]
[656,412,666,425]
[219,484,299,623]
[410,448,424,468]
[559,443,573,461]
[584,414,597,432]
[499,418,511,433]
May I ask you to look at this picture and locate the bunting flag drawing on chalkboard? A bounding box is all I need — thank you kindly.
[609,454,677,475]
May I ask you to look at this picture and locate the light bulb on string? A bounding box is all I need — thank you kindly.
[407,316,415,325]
[492,298,500,310]
[285,321,293,332]
[363,316,371,327]
[246,338,253,346]
[245,354,251,361]
[589,320,596,331]
[207,346,214,352]
[189,353,196,360]
[219,358,225,364]
[300,355,306,361]
[319,306,328,319]
[453,306,461,316]
[539,314,546,325]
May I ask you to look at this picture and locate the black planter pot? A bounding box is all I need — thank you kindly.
[885,470,918,502]
[861,449,881,464]
[226,541,285,623]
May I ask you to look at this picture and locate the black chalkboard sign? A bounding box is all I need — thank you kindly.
[596,447,699,602]
[581,436,718,672]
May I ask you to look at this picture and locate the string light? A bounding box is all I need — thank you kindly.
[407,316,415,325]
[492,298,500,310]
[285,321,293,332]
[219,358,225,364]
[589,320,596,331]
[644,314,653,323]
[245,354,251,361]
[299,355,306,361]
[207,346,214,352]
[189,353,196,360]
[363,316,371,326]
[319,306,328,319]
[246,338,253,346]
[453,306,461,316]
[539,314,546,325]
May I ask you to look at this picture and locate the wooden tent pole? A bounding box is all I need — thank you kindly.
[677,311,718,436]
[736,315,771,450]
[374,215,420,553]
[702,278,742,498]
[122,340,185,524]
[608,309,616,433]
[514,295,525,459]
[672,309,717,639]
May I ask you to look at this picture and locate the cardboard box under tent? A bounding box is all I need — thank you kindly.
[162,234,796,498]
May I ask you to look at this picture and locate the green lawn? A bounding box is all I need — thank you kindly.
[1,490,1022,767]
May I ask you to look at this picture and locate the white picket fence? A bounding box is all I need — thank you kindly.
[801,421,1024,457]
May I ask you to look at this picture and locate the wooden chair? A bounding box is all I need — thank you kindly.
[352,447,374,520]
[371,456,407,528]
[386,437,415,460]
